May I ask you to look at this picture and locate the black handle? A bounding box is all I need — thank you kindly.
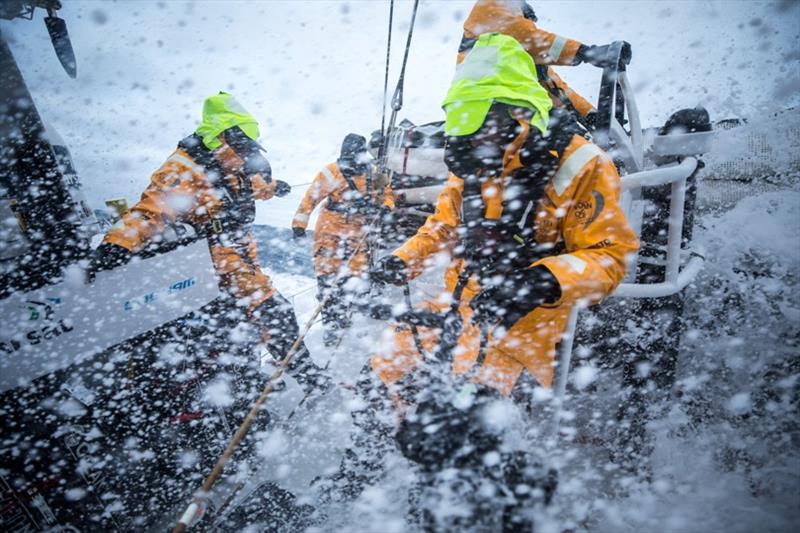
[44,16,76,78]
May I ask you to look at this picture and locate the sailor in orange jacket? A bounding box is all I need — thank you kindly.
[91,92,330,394]
[371,37,639,401]
[292,134,393,345]
[459,0,632,125]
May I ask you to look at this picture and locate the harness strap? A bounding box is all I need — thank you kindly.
[430,270,471,363]
[339,166,360,194]
[325,199,371,215]
[176,134,256,261]
[326,164,379,215]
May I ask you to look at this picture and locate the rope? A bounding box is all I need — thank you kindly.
[289,284,316,299]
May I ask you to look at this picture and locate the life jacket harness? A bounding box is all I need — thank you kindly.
[415,125,566,366]
[177,133,258,269]
[455,130,574,284]
[324,162,378,217]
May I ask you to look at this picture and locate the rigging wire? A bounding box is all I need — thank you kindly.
[379,0,394,141]
[391,0,420,114]
[377,0,421,171]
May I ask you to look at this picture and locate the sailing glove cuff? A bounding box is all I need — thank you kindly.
[274,180,291,197]
[576,41,632,68]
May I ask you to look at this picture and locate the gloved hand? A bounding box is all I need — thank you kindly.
[368,130,384,155]
[470,266,561,330]
[397,383,500,470]
[583,110,600,131]
[576,41,632,68]
[87,242,132,282]
[369,254,408,286]
[292,227,307,239]
[274,180,291,197]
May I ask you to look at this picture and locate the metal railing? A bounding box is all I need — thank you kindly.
[614,156,705,298]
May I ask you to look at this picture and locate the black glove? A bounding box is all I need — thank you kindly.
[583,110,600,131]
[397,383,500,470]
[274,180,291,197]
[368,130,384,155]
[576,41,632,68]
[87,242,132,281]
[369,255,408,286]
[292,227,306,239]
[470,266,561,330]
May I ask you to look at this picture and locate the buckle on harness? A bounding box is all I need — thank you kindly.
[211,219,223,234]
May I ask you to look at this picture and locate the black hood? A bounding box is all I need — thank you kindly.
[340,133,367,160]
[339,133,368,176]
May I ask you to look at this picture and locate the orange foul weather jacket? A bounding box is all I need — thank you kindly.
[292,162,393,278]
[371,134,639,397]
[458,0,595,117]
[104,142,280,312]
